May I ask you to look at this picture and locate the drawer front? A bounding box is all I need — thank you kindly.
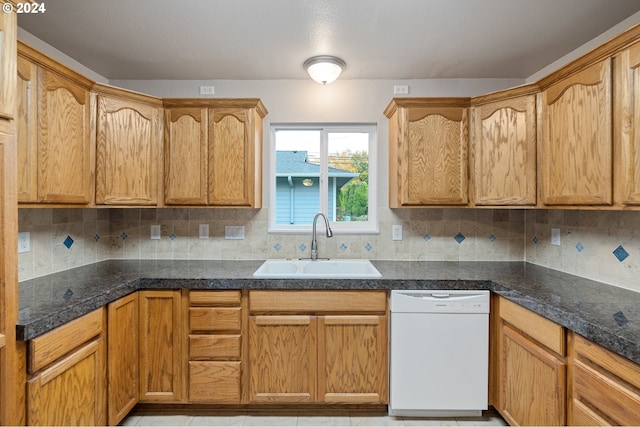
[189,307,241,332]
[189,361,241,403]
[249,290,387,314]
[190,290,241,306]
[29,308,104,373]
[189,335,241,360]
[573,360,640,426]
[499,297,565,355]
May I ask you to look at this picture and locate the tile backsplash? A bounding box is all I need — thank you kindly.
[17,207,640,293]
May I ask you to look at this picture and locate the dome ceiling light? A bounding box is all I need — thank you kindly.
[303,55,346,85]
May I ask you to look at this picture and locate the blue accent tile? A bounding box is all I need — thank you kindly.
[63,235,74,249]
[120,232,128,240]
[613,311,629,327]
[532,236,539,245]
[93,233,100,242]
[576,242,584,253]
[169,234,177,241]
[454,232,465,244]
[613,245,629,262]
[489,234,497,242]
[273,243,282,251]
[364,243,373,252]
[63,288,74,300]
[299,243,307,252]
[423,234,431,242]
[339,243,348,252]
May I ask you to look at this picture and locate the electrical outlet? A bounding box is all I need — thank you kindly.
[199,224,209,239]
[225,226,245,240]
[18,232,30,253]
[551,228,561,246]
[199,85,215,95]
[150,225,161,240]
[393,85,409,95]
[392,225,403,241]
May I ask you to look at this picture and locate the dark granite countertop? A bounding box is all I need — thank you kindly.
[17,260,640,365]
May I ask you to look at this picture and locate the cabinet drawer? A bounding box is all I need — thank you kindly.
[29,308,104,373]
[189,335,241,360]
[190,290,241,306]
[189,307,241,332]
[249,290,387,314]
[499,297,565,355]
[189,361,241,403]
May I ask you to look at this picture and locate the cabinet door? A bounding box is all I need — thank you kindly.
[500,323,566,426]
[400,107,468,205]
[107,293,138,425]
[248,315,317,403]
[38,68,92,204]
[0,9,16,120]
[614,42,640,205]
[16,56,38,202]
[541,60,612,205]
[208,107,256,206]
[318,315,388,404]
[27,338,106,426]
[164,108,208,205]
[96,96,159,205]
[472,95,537,206]
[139,290,182,402]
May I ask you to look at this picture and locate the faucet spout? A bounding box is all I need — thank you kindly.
[311,212,333,260]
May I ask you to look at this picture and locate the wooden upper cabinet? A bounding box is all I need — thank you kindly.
[385,98,470,207]
[0,8,17,120]
[614,41,640,206]
[540,59,612,206]
[16,55,38,203]
[208,104,265,207]
[95,85,162,206]
[164,108,208,205]
[470,87,537,206]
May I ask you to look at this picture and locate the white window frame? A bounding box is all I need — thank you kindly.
[268,123,378,234]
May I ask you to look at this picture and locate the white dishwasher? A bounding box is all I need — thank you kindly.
[389,290,490,417]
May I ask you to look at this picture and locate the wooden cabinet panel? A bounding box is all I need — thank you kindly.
[139,290,182,402]
[540,60,612,205]
[190,290,241,306]
[16,56,38,202]
[189,335,241,360]
[248,315,317,403]
[614,41,640,205]
[164,108,208,205]
[500,323,566,426]
[96,92,160,205]
[38,67,93,204]
[189,361,241,403]
[107,293,138,426]
[27,338,106,426]
[471,92,537,206]
[318,315,387,404]
[189,307,241,332]
[249,290,387,314]
[385,98,469,207]
[0,9,16,120]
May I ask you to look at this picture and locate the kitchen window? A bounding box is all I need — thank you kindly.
[268,124,377,234]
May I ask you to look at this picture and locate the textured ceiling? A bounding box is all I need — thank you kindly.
[17,0,640,80]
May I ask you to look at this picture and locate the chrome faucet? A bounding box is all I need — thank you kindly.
[310,212,333,260]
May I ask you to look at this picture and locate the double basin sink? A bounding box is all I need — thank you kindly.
[253,258,382,279]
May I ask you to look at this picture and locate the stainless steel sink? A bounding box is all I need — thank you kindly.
[253,259,382,279]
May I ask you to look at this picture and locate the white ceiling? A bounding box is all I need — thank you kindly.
[17,0,640,81]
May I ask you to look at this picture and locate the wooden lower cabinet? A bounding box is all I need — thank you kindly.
[247,291,388,405]
[107,293,138,425]
[139,290,183,402]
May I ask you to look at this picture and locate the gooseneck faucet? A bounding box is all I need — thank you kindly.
[311,212,333,260]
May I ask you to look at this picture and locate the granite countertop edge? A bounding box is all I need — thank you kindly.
[17,260,640,366]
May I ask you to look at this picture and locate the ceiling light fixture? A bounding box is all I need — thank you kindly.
[303,55,346,85]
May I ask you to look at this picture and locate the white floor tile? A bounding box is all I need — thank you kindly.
[136,414,192,426]
[189,415,246,426]
[402,417,458,426]
[349,415,406,426]
[242,415,299,426]
[297,415,351,426]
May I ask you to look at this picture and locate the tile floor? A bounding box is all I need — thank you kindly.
[120,408,508,426]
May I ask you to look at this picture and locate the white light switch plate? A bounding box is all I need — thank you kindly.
[225,226,245,240]
[199,224,209,239]
[392,225,403,241]
[150,225,161,240]
[18,232,30,253]
[551,228,561,246]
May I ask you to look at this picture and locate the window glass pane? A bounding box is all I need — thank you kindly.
[328,132,369,222]
[274,130,320,225]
